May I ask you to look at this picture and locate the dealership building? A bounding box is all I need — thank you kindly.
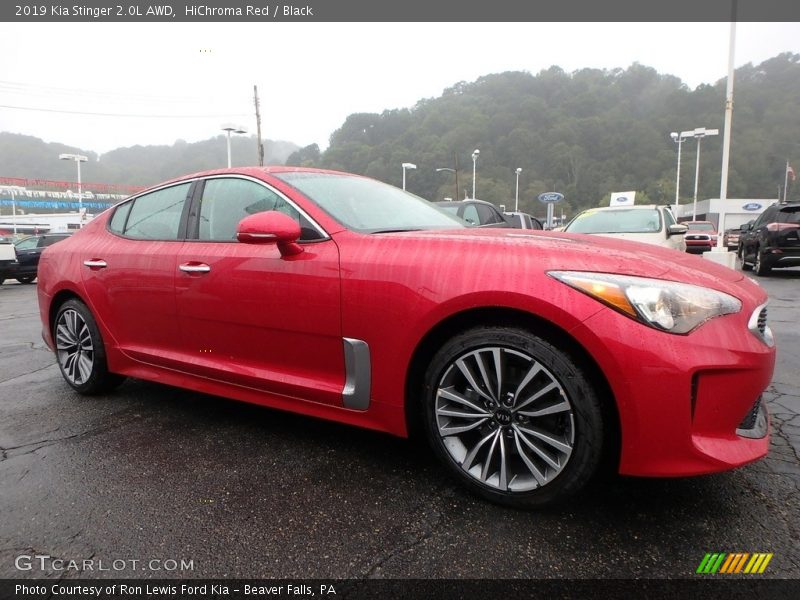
[675,197,777,230]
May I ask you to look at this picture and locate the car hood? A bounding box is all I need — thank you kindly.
[383,228,745,287]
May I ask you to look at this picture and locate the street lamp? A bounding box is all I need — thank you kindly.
[221,124,247,168]
[59,153,88,226]
[3,185,25,236]
[689,127,719,220]
[401,162,417,191]
[471,149,480,199]
[514,167,522,211]
[670,130,694,216]
[435,167,459,201]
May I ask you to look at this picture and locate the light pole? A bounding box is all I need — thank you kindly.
[221,124,247,168]
[435,167,459,201]
[3,185,25,236]
[59,153,88,226]
[690,127,719,220]
[401,162,416,191]
[471,149,480,199]
[514,167,522,211]
[670,130,693,216]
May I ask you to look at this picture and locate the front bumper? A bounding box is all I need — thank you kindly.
[573,303,774,477]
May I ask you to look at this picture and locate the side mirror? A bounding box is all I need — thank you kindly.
[740,223,752,232]
[668,224,687,236]
[236,211,303,256]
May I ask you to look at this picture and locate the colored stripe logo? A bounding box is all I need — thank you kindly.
[697,553,773,574]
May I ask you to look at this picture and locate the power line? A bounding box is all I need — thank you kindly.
[0,104,250,119]
[0,80,207,103]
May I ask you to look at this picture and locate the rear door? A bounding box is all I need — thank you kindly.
[80,181,193,365]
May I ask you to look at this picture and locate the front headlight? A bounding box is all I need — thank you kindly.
[549,271,742,334]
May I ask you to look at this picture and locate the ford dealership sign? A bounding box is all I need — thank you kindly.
[742,202,762,211]
[538,192,564,204]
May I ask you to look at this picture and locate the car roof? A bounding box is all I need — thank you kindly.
[435,199,497,207]
[147,166,366,194]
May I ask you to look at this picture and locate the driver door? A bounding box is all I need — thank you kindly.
[173,176,345,406]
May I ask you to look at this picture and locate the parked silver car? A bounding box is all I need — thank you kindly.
[563,205,687,251]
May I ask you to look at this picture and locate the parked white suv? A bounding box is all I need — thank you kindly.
[0,240,19,285]
[563,205,687,252]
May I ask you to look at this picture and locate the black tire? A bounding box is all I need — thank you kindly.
[16,275,36,284]
[0,278,4,285]
[740,245,752,271]
[53,299,126,395]
[754,247,771,276]
[422,326,605,508]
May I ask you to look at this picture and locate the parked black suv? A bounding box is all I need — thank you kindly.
[738,202,800,275]
[3,233,72,284]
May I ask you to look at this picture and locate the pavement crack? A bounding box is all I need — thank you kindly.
[353,485,447,579]
[4,423,120,459]
[0,362,58,385]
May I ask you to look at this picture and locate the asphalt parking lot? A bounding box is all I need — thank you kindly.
[1,268,799,580]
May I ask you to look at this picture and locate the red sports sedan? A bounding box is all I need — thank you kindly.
[37,167,775,508]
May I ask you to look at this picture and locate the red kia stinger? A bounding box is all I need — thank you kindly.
[37,167,775,507]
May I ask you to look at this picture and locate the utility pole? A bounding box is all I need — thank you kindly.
[254,85,264,166]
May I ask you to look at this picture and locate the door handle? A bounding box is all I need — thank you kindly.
[179,263,211,274]
[83,259,107,269]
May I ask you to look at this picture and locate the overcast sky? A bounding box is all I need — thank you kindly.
[1,22,799,155]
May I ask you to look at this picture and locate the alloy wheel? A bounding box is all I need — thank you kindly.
[434,346,575,492]
[56,308,95,386]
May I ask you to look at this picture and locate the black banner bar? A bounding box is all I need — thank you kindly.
[1,0,798,23]
[3,579,800,600]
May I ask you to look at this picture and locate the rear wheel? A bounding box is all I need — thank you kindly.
[54,299,125,395]
[740,245,752,270]
[16,275,36,284]
[422,326,605,508]
[754,248,771,276]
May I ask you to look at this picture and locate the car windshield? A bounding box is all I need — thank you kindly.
[687,222,715,231]
[565,208,662,234]
[274,172,465,233]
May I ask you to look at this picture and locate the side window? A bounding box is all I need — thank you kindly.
[124,183,190,240]
[41,236,66,247]
[461,204,479,225]
[477,204,504,225]
[15,237,38,251]
[663,209,676,227]
[109,200,133,234]
[198,178,322,242]
[753,207,774,228]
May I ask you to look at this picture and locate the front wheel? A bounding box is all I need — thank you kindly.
[16,275,36,284]
[54,299,126,395]
[422,326,605,508]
